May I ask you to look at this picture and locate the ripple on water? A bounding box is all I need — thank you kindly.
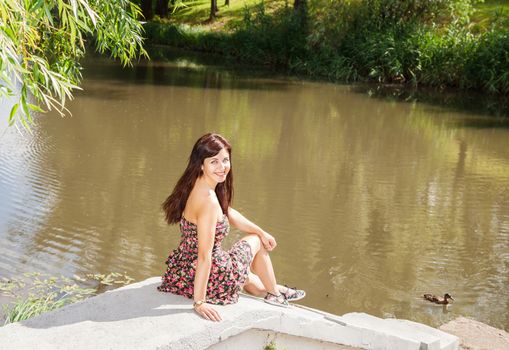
[0,125,62,277]
[2,59,509,332]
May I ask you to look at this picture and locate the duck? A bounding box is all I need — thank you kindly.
[423,293,454,304]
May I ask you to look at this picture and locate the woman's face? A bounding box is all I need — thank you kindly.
[201,148,230,184]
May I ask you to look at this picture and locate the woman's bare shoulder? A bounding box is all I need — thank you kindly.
[185,189,220,222]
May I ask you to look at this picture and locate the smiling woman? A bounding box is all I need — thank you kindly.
[157,133,305,321]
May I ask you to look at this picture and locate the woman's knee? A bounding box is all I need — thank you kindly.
[241,234,261,254]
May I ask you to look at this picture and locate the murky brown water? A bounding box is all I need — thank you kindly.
[1,51,508,330]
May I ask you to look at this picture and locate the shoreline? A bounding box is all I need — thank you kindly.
[1,277,508,349]
[0,277,458,349]
[439,317,509,350]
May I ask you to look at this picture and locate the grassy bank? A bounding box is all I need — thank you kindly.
[0,272,133,325]
[144,0,509,94]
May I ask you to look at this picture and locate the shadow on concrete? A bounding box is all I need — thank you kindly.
[23,280,194,329]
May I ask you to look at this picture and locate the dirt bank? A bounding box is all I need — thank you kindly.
[439,317,509,350]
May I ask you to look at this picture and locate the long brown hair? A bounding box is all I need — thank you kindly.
[162,133,233,224]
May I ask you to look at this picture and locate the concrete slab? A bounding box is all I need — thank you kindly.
[0,277,459,350]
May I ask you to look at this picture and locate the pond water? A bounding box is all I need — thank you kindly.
[1,50,508,330]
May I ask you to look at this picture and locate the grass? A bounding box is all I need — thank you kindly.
[472,0,509,27]
[160,0,285,30]
[0,273,95,325]
[163,0,509,30]
[0,272,134,325]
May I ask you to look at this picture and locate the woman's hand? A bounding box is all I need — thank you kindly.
[194,302,222,322]
[261,231,277,251]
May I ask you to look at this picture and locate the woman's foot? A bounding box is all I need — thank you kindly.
[264,292,289,307]
[280,285,306,301]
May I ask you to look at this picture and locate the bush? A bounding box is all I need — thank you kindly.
[144,0,509,94]
[228,2,307,67]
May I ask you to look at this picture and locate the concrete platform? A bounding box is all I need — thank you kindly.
[0,277,459,350]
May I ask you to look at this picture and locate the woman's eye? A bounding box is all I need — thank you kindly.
[223,159,229,163]
[211,160,217,164]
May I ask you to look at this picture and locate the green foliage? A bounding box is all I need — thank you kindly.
[263,341,277,350]
[0,0,147,129]
[263,341,286,350]
[141,0,509,93]
[0,272,135,325]
[145,2,307,67]
[294,0,509,93]
[144,21,227,52]
[229,2,307,67]
[0,273,95,325]
[464,25,509,92]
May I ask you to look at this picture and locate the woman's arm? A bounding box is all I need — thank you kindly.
[227,207,264,235]
[193,203,222,321]
[228,207,277,251]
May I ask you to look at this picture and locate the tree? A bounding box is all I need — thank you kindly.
[140,0,154,20]
[155,0,169,18]
[293,0,305,13]
[210,0,218,20]
[0,0,147,129]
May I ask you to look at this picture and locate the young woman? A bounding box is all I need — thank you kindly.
[157,133,305,321]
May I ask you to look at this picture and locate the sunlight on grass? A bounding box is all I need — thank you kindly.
[473,0,509,26]
[163,0,509,31]
[163,0,285,29]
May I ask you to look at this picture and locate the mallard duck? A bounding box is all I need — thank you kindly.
[423,293,454,304]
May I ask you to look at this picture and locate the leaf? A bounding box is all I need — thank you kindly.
[28,104,44,112]
[73,275,86,282]
[8,103,18,125]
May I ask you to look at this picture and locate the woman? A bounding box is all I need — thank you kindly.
[157,133,305,322]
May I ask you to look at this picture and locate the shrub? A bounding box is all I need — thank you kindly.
[144,0,509,93]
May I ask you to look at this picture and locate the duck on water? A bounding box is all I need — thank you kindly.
[423,293,455,305]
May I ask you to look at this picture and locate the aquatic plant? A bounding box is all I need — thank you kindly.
[0,272,133,325]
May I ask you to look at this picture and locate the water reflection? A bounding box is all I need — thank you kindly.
[0,51,508,331]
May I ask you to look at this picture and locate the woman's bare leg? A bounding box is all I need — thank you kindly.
[243,273,265,297]
[243,273,288,297]
[241,234,279,295]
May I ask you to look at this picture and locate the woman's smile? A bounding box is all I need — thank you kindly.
[202,148,231,185]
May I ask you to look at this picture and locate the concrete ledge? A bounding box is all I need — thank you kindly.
[0,277,459,350]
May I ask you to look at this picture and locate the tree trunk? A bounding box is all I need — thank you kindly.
[141,0,153,20]
[293,0,307,27]
[294,0,307,13]
[209,0,217,20]
[155,0,169,18]
[225,0,229,7]
[293,0,300,12]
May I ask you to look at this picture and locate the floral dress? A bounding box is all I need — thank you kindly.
[157,214,253,304]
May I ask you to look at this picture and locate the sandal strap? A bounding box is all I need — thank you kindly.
[281,285,297,296]
[281,285,305,301]
[264,292,288,305]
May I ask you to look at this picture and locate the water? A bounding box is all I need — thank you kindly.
[1,50,508,330]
